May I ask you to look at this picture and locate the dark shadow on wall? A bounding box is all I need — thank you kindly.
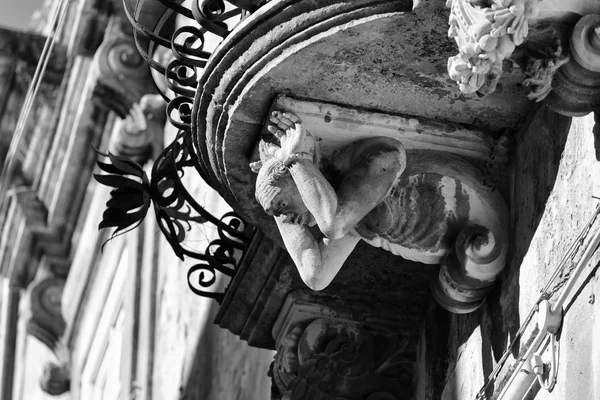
[416,105,572,399]
[479,104,572,396]
[179,299,218,400]
[179,282,273,400]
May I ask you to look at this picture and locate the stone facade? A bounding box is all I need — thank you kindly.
[0,0,274,399]
[1,0,600,400]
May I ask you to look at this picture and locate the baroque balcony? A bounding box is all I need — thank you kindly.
[103,0,600,398]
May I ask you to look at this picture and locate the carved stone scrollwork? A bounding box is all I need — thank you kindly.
[26,276,72,396]
[93,34,166,164]
[26,277,66,351]
[544,15,600,116]
[92,36,153,119]
[446,0,540,95]
[540,14,600,159]
[271,319,410,400]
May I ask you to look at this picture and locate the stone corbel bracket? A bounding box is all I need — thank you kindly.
[255,96,511,313]
[26,275,71,396]
[91,35,154,119]
[447,0,541,95]
[26,277,66,350]
[91,33,166,163]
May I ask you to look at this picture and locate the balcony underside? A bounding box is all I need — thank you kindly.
[191,0,533,225]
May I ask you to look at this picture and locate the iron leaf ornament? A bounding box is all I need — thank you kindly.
[94,150,151,249]
[93,131,255,302]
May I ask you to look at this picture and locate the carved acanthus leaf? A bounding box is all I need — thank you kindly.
[447,0,540,94]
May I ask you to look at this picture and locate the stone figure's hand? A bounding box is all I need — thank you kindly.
[268,111,316,161]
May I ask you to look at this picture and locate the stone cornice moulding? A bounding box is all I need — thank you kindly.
[265,96,511,165]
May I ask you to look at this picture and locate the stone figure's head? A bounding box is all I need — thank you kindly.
[251,156,316,226]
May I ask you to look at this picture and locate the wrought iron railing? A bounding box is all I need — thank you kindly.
[95,0,265,301]
[122,0,259,104]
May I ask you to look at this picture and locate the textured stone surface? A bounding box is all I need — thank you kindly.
[192,0,535,222]
[416,108,600,399]
[152,154,274,400]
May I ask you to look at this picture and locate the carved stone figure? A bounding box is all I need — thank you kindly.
[109,93,166,163]
[251,110,509,312]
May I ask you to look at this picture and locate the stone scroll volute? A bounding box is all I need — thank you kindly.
[250,97,511,313]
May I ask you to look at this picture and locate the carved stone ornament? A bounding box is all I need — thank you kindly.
[511,25,569,102]
[91,35,153,119]
[26,277,66,351]
[40,361,70,396]
[270,318,411,400]
[544,15,600,115]
[108,93,166,164]
[446,0,540,95]
[250,97,510,313]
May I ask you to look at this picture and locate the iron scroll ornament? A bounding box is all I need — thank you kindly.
[93,0,261,300]
[94,130,255,302]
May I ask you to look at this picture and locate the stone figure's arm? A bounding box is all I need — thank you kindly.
[287,140,405,239]
[274,216,360,290]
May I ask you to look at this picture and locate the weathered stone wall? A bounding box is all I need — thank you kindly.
[152,203,275,400]
[152,129,274,400]
[416,107,600,399]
